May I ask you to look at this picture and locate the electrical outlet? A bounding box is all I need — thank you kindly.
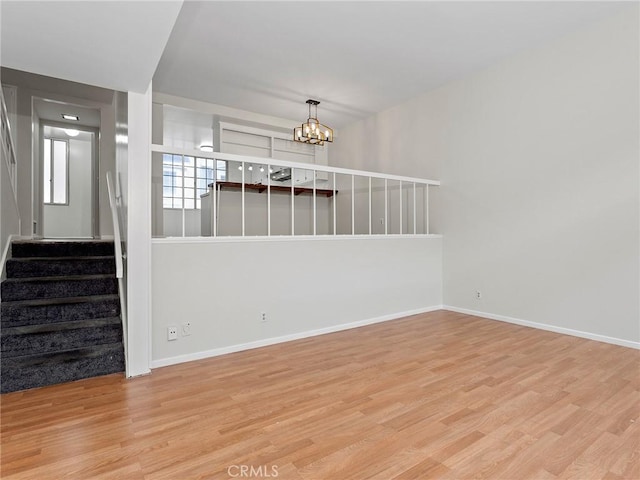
[181,322,192,336]
[167,326,178,341]
[476,290,482,299]
[261,312,267,322]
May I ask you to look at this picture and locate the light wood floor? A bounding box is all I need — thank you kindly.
[2,310,638,479]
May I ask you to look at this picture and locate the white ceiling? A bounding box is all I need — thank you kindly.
[1,1,183,93]
[1,1,629,129]
[153,1,628,127]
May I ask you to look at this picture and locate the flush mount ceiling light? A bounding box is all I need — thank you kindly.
[61,114,79,121]
[64,129,80,137]
[294,99,333,146]
[199,144,214,152]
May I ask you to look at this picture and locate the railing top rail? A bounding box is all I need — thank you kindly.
[151,144,440,186]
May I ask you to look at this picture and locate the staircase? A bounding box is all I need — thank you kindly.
[1,240,125,393]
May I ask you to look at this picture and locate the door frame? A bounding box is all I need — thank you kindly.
[39,120,100,239]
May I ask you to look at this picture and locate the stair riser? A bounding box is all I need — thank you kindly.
[1,277,118,302]
[12,242,115,258]
[1,298,120,328]
[1,346,125,393]
[6,258,116,278]
[2,325,122,358]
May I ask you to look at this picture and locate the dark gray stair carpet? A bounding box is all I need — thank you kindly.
[6,256,116,278]
[1,317,122,357]
[0,343,125,394]
[1,240,124,394]
[1,274,118,302]
[1,294,120,327]
[11,240,115,258]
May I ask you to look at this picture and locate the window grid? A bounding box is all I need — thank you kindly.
[163,154,226,209]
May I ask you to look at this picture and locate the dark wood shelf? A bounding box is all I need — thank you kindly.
[210,181,337,197]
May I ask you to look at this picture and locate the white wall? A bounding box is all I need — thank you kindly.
[43,135,92,238]
[151,237,442,366]
[331,7,639,346]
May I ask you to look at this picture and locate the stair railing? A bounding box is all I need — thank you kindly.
[1,86,21,269]
[106,171,128,374]
[0,87,17,197]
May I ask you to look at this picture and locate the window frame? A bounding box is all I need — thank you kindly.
[43,137,69,206]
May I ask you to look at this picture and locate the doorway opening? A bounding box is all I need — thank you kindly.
[35,99,101,239]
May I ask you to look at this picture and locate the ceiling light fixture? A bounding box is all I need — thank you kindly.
[64,129,80,137]
[199,144,214,152]
[62,114,79,121]
[294,99,333,146]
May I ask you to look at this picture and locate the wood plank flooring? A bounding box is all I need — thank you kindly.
[1,310,638,479]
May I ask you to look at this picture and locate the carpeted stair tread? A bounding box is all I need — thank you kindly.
[1,274,117,301]
[11,240,115,258]
[2,316,121,335]
[1,293,120,308]
[2,317,123,358]
[1,294,120,327]
[6,256,116,278]
[0,343,125,393]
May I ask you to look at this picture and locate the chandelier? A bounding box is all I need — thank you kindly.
[294,99,333,145]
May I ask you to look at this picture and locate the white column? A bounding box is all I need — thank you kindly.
[126,83,152,377]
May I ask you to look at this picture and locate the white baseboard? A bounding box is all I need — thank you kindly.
[151,305,444,369]
[444,305,640,350]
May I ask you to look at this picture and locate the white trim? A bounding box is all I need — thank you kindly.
[444,305,640,350]
[151,305,444,369]
[152,234,443,244]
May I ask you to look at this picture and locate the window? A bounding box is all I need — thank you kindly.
[162,154,226,209]
[43,138,68,204]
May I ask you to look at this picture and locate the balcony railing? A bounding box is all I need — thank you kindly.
[151,145,439,239]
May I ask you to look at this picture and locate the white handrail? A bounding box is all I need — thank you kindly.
[151,144,440,186]
[106,172,123,278]
[107,171,128,375]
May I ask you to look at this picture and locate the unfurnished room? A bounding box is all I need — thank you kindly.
[0,1,638,479]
